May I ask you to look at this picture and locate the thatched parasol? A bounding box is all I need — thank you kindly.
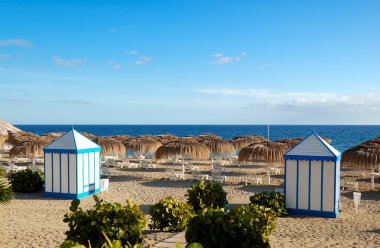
[123,136,162,155]
[228,135,268,150]
[155,139,209,160]
[110,135,131,143]
[155,134,178,144]
[342,137,380,170]
[275,137,304,149]
[7,131,41,146]
[93,136,126,157]
[198,139,235,155]
[238,141,288,166]
[41,132,64,142]
[197,133,222,141]
[9,138,50,158]
[80,132,97,141]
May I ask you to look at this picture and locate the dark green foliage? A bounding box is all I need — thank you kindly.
[63,195,146,248]
[0,167,13,204]
[185,205,276,248]
[149,196,194,232]
[7,168,44,193]
[186,180,228,212]
[249,191,286,217]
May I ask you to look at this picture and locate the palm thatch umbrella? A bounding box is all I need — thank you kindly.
[7,131,41,146]
[93,136,126,157]
[41,132,64,142]
[0,135,8,147]
[198,139,235,155]
[275,137,304,149]
[155,134,178,144]
[123,136,162,155]
[228,135,268,150]
[238,141,288,166]
[110,135,131,143]
[197,133,222,141]
[80,132,97,141]
[342,137,380,170]
[9,138,50,158]
[155,139,209,178]
[155,139,209,161]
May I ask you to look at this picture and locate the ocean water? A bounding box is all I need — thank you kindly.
[15,125,380,152]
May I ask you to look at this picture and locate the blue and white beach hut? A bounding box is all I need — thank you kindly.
[284,132,341,218]
[43,129,101,199]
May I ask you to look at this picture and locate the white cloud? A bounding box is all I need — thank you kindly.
[134,56,150,65]
[198,88,380,110]
[210,52,246,65]
[0,54,12,60]
[128,50,139,55]
[52,56,87,67]
[127,51,151,65]
[109,28,119,32]
[107,60,123,70]
[0,39,32,47]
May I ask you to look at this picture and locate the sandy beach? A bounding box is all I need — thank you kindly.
[0,152,379,248]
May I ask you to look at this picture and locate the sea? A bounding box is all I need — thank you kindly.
[15,125,380,153]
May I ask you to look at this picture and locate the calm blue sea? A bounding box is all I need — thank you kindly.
[15,125,380,152]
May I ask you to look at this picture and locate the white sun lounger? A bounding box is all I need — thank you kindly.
[164,169,183,180]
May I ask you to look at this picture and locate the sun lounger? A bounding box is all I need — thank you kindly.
[341,176,358,190]
[210,169,227,183]
[140,161,156,169]
[245,173,263,186]
[164,169,183,180]
[191,169,209,181]
[101,167,119,178]
[100,178,109,194]
[1,162,23,173]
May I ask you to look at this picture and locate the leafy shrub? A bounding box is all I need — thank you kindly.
[63,195,146,247]
[149,196,194,232]
[59,231,144,248]
[0,167,12,204]
[7,168,44,193]
[185,205,276,248]
[186,180,228,212]
[249,191,286,217]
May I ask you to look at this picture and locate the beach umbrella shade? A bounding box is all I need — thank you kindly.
[41,132,65,142]
[198,138,235,156]
[275,137,304,149]
[155,139,210,161]
[9,138,50,158]
[93,136,126,157]
[154,134,178,144]
[228,135,268,150]
[238,141,288,166]
[341,137,380,170]
[123,136,162,155]
[197,133,222,141]
[7,131,41,146]
[110,135,131,143]
[80,132,97,141]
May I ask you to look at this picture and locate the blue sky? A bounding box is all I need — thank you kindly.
[0,0,379,124]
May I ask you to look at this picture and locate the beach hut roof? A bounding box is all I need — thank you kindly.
[285,132,340,158]
[44,129,100,151]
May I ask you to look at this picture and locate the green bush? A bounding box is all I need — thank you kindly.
[249,191,286,217]
[0,167,13,204]
[149,196,194,232]
[185,205,276,248]
[7,168,44,193]
[63,195,146,247]
[186,180,228,212]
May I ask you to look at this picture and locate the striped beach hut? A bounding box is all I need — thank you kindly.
[284,132,341,218]
[43,129,101,199]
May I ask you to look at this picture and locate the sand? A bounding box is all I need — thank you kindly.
[0,155,379,247]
